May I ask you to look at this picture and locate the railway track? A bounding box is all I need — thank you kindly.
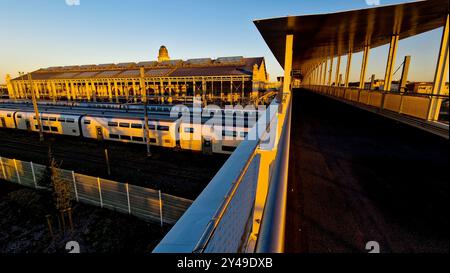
[0,137,210,178]
[0,131,226,198]
[0,139,206,181]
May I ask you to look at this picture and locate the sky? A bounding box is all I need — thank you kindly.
[0,0,445,84]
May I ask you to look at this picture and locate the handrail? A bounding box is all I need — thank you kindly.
[255,93,292,253]
[302,84,449,139]
[192,150,259,253]
[306,84,449,99]
[192,99,281,252]
[153,97,281,253]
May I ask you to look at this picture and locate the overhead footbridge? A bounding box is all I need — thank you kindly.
[254,0,449,138]
[153,0,449,253]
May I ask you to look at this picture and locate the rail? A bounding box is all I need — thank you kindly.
[255,92,292,253]
[303,85,449,139]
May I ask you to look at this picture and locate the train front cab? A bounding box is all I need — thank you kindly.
[0,110,17,129]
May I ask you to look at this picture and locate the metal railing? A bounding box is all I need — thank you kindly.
[153,92,292,253]
[255,93,292,253]
[0,156,192,225]
[303,85,449,138]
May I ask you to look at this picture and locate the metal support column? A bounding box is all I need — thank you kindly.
[319,60,324,85]
[335,55,341,86]
[399,55,411,92]
[327,56,333,86]
[322,59,328,85]
[359,45,370,89]
[383,34,399,92]
[428,14,449,121]
[282,34,294,94]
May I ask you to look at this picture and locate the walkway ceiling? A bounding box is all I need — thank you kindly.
[254,0,449,75]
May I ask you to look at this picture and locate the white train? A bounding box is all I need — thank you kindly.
[0,107,257,154]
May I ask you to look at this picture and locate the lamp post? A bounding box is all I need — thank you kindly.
[21,71,44,142]
[19,72,28,100]
[141,68,151,157]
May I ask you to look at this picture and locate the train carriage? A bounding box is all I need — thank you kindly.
[15,111,81,136]
[81,115,178,148]
[0,110,17,129]
[0,104,260,155]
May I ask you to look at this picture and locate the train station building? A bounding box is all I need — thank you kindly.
[5,46,270,104]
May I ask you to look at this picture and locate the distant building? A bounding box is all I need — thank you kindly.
[6,46,270,104]
[406,82,449,95]
[0,84,7,98]
[364,79,385,90]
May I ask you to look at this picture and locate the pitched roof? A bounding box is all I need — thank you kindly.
[14,57,264,81]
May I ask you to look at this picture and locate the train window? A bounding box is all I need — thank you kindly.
[84,120,91,124]
[109,134,119,139]
[58,118,65,122]
[119,122,130,128]
[157,125,170,131]
[222,146,237,152]
[49,117,57,121]
[50,127,58,132]
[240,132,248,138]
[43,126,50,131]
[108,122,118,127]
[132,136,144,142]
[41,117,49,121]
[17,114,22,119]
[131,123,143,129]
[120,135,131,140]
[66,118,75,123]
[184,127,195,133]
[149,138,157,143]
[222,130,237,137]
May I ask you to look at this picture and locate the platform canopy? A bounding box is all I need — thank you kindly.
[254,0,449,76]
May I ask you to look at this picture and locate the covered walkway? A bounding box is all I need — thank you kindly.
[286,89,449,253]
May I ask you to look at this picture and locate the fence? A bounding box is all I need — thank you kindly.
[0,156,192,225]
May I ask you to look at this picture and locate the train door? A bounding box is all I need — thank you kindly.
[25,120,31,131]
[175,123,181,149]
[96,126,104,141]
[0,117,5,128]
[202,137,212,155]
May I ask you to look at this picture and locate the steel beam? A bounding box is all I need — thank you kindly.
[282,34,294,93]
[319,60,324,85]
[399,55,411,92]
[383,34,399,91]
[335,55,341,86]
[344,51,353,87]
[428,14,449,121]
[359,45,370,89]
[327,56,333,86]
